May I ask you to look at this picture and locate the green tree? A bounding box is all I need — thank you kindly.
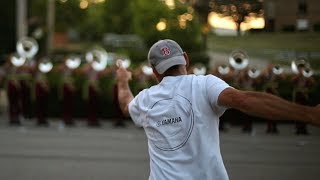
[187,0,212,49]
[55,0,86,33]
[77,3,105,40]
[101,0,133,34]
[210,0,263,36]
[130,0,202,52]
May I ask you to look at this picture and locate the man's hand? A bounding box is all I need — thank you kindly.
[218,88,320,127]
[115,59,134,117]
[116,59,132,83]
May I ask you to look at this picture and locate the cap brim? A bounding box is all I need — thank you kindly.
[155,56,186,74]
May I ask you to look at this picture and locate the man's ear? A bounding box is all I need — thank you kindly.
[151,66,162,81]
[183,52,189,68]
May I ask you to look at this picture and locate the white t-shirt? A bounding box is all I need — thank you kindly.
[129,74,230,180]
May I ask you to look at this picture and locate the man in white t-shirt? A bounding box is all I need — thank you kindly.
[116,39,320,180]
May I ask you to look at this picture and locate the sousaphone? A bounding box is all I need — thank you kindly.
[229,49,249,70]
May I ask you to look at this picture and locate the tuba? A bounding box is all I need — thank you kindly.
[229,49,249,70]
[85,47,108,71]
[16,37,39,59]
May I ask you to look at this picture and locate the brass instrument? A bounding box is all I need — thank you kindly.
[291,58,313,77]
[65,55,81,69]
[16,37,39,59]
[229,49,249,70]
[116,58,131,69]
[38,58,53,73]
[192,63,207,75]
[248,67,261,79]
[302,67,314,78]
[217,65,230,75]
[272,64,284,75]
[141,64,153,76]
[10,53,26,67]
[85,47,108,71]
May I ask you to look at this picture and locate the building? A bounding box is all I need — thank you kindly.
[264,0,320,32]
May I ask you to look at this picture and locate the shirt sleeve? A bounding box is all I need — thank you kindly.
[128,91,145,127]
[205,75,231,117]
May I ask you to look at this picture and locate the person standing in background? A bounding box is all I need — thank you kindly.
[262,64,284,134]
[292,61,316,135]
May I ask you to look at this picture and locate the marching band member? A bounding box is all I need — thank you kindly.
[262,64,284,134]
[113,59,132,127]
[18,64,33,121]
[62,75,76,126]
[81,63,102,127]
[83,48,109,127]
[6,55,22,125]
[209,64,233,131]
[34,59,52,126]
[57,56,81,126]
[35,73,50,126]
[228,50,255,133]
[291,60,316,135]
[7,74,21,125]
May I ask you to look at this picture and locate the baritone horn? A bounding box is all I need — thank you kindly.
[38,57,53,73]
[248,67,261,79]
[217,64,230,75]
[141,64,153,76]
[10,53,26,67]
[272,64,284,75]
[192,63,207,75]
[65,55,81,69]
[229,49,249,70]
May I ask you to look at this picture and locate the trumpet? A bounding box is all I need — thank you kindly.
[229,49,249,70]
[38,57,53,73]
[85,47,108,71]
[16,37,39,59]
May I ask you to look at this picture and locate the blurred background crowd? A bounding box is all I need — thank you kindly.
[0,0,319,135]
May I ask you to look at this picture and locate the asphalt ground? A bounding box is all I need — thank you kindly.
[0,117,319,180]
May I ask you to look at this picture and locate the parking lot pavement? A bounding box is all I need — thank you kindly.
[0,118,319,180]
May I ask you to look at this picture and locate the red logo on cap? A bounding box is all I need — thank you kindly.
[161,47,170,56]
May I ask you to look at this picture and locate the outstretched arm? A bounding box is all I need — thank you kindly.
[218,88,320,126]
[116,64,134,117]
